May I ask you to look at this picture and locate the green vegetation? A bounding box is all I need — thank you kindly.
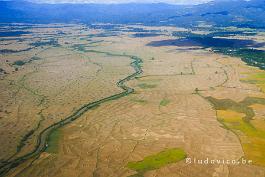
[207,96,265,166]
[133,33,161,38]
[12,57,41,67]
[30,56,41,61]
[172,30,256,39]
[213,48,265,70]
[160,99,170,106]
[192,88,200,94]
[127,148,186,175]
[217,110,265,166]
[217,110,263,137]
[13,60,26,66]
[87,33,118,38]
[72,44,87,52]
[205,96,265,122]
[206,97,254,122]
[242,97,265,106]
[138,83,157,89]
[30,39,60,47]
[206,30,257,37]
[45,129,62,153]
[241,72,265,92]
[0,68,6,74]
[250,72,265,79]
[0,31,31,37]
[17,130,34,152]
[172,31,202,38]
[155,31,265,70]
[88,40,104,44]
[0,50,143,176]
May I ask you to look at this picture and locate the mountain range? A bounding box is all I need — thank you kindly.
[0,0,265,28]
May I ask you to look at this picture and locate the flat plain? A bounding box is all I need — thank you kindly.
[0,23,265,177]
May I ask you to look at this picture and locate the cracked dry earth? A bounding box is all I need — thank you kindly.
[2,26,265,177]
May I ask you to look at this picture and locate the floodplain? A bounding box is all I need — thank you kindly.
[0,23,265,177]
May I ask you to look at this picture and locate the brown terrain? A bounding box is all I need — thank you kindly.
[0,24,265,177]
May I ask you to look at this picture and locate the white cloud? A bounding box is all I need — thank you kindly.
[29,0,213,5]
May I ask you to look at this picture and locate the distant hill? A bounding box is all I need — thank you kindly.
[0,0,264,28]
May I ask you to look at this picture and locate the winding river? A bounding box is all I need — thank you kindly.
[0,51,143,176]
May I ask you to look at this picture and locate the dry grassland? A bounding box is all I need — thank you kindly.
[1,24,265,177]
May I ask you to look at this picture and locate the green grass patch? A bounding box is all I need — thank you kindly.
[13,60,26,66]
[30,56,41,61]
[249,73,265,79]
[127,148,186,174]
[12,57,42,67]
[45,128,62,154]
[160,99,170,106]
[138,83,157,89]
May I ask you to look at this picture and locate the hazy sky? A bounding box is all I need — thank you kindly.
[28,0,214,5]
